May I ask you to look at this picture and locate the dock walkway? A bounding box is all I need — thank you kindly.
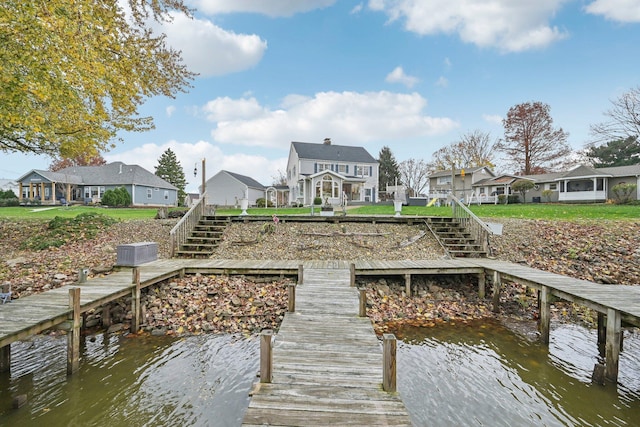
[241,266,412,426]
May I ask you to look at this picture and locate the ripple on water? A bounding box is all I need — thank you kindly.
[395,320,640,427]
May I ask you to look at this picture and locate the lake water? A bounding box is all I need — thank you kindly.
[1,320,638,426]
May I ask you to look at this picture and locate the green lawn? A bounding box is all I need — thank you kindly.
[217,203,638,220]
[0,205,160,220]
[1,202,636,221]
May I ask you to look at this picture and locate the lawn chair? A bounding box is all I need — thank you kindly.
[0,284,11,304]
[60,198,69,207]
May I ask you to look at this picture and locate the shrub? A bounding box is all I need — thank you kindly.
[101,187,131,207]
[542,189,554,202]
[313,197,322,205]
[0,189,17,199]
[507,195,520,204]
[611,183,637,204]
[256,197,274,208]
[0,198,19,207]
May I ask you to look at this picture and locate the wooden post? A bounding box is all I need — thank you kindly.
[0,345,10,373]
[605,308,621,383]
[597,312,606,357]
[298,264,303,285]
[350,263,355,287]
[260,330,273,383]
[539,286,551,344]
[478,271,486,299]
[383,334,397,392]
[404,273,411,297]
[131,267,141,333]
[492,271,501,313]
[67,287,81,375]
[78,268,88,283]
[288,284,296,312]
[102,304,112,327]
[359,288,367,317]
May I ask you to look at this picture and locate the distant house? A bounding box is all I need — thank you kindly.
[428,167,495,202]
[205,170,265,207]
[16,162,178,207]
[0,179,19,196]
[466,164,640,203]
[286,138,379,206]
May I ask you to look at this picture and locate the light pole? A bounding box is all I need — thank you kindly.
[194,158,206,195]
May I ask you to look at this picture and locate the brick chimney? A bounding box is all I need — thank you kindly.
[323,138,331,145]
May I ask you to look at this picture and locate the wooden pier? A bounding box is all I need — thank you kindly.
[1,257,639,391]
[242,266,413,426]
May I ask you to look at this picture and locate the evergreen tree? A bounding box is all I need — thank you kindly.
[586,136,640,168]
[155,148,187,205]
[378,146,401,191]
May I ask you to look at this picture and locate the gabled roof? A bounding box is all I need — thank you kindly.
[520,172,565,183]
[223,170,265,189]
[17,169,84,184]
[558,165,612,179]
[57,162,177,189]
[291,141,377,163]
[597,164,640,177]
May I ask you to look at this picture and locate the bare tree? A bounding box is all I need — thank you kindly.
[430,130,498,171]
[498,101,571,175]
[590,86,640,143]
[398,158,430,196]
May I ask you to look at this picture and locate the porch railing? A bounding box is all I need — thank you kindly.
[169,192,213,257]
[450,194,494,255]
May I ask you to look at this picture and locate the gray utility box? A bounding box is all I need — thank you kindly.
[116,242,158,266]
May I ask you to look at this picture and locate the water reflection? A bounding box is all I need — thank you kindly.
[0,334,258,426]
[394,320,640,427]
[0,321,638,426]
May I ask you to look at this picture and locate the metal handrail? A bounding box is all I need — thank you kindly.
[169,191,213,257]
[449,195,493,255]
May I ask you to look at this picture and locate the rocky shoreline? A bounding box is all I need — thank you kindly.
[2,217,638,339]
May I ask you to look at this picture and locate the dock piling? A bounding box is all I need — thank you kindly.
[383,333,397,392]
[260,330,273,383]
[67,287,81,375]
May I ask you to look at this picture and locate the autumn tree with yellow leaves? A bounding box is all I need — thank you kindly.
[0,0,195,158]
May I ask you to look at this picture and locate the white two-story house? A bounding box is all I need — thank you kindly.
[286,139,379,206]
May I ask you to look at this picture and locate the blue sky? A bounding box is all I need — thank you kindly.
[2,0,640,192]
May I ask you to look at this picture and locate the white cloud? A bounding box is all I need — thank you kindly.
[385,66,420,88]
[166,106,176,117]
[435,76,448,87]
[158,13,267,77]
[204,91,458,148]
[368,0,570,52]
[482,114,502,125]
[104,140,286,191]
[351,3,365,14]
[444,57,452,69]
[585,0,640,23]
[190,0,337,17]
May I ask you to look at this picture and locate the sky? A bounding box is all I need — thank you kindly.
[2,0,640,192]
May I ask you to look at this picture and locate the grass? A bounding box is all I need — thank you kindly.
[1,202,637,221]
[0,205,161,220]
[217,203,638,220]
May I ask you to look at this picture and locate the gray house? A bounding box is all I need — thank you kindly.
[428,167,495,202]
[286,138,379,206]
[468,164,640,203]
[16,162,178,207]
[205,170,265,207]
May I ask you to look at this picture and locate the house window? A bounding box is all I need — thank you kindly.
[547,183,557,191]
[317,163,332,172]
[338,164,347,174]
[147,189,152,199]
[354,165,370,176]
[164,190,169,200]
[597,178,604,191]
[479,187,485,194]
[437,176,452,185]
[316,175,339,199]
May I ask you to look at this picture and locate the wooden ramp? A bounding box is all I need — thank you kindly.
[242,267,412,426]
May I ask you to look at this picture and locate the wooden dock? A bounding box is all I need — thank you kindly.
[1,257,639,388]
[241,266,413,426]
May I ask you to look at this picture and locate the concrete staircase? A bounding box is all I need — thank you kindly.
[174,216,229,258]
[426,217,487,258]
